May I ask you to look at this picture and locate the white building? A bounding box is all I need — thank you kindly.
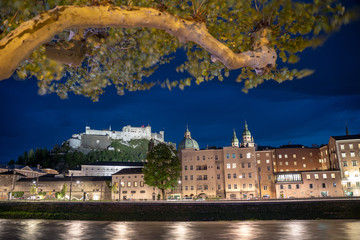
[68,162,144,177]
[69,125,164,149]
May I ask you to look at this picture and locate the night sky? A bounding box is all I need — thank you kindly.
[0,15,359,164]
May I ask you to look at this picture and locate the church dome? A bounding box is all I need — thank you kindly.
[231,129,239,147]
[178,126,199,150]
[243,121,251,136]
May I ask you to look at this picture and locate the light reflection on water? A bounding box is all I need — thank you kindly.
[0,219,359,240]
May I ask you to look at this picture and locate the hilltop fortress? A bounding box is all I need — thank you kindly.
[68,125,164,150]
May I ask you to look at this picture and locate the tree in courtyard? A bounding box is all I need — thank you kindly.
[143,143,180,200]
[30,184,37,195]
[0,0,357,100]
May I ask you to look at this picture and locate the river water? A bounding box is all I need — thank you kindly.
[0,219,359,240]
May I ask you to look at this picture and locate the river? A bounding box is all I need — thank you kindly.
[0,219,359,239]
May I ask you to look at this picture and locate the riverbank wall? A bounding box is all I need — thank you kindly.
[1,199,359,221]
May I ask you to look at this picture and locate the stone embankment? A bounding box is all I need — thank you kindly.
[0,199,359,221]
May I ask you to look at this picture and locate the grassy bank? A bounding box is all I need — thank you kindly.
[1,200,360,221]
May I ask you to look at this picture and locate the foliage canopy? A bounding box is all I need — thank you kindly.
[0,0,357,101]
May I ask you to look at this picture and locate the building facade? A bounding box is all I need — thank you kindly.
[68,162,144,177]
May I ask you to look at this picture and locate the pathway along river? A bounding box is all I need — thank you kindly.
[0,219,359,239]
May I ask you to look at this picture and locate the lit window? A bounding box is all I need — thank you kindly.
[350,152,355,157]
[319,159,322,163]
[247,153,251,159]
[273,162,276,166]
[340,144,345,150]
[302,157,305,160]
[127,182,131,187]
[310,152,313,156]
[232,163,236,168]
[227,163,231,169]
[257,153,260,157]
[347,182,351,188]
[285,162,288,166]
[257,160,261,164]
[331,173,336,179]
[343,161,348,167]
[266,159,270,164]
[285,154,288,158]
[352,160,357,166]
[345,171,349,178]
[349,144,353,149]
[294,161,297,166]
[303,164,306,168]
[293,154,297,158]
[323,174,327,179]
[341,153,346,158]
[306,174,311,180]
[266,153,269,157]
[134,181,138,187]
[279,162,283,166]
[314,174,319,179]
[279,155,282,159]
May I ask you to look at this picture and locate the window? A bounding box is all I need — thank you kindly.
[215,155,218,160]
[140,190,145,194]
[127,182,131,187]
[240,154,243,158]
[288,185,292,189]
[309,184,313,189]
[263,186,268,190]
[333,183,336,187]
[310,152,313,156]
[134,181,138,187]
[314,174,319,180]
[296,184,300,189]
[293,154,297,158]
[266,159,270,164]
[349,144,353,149]
[227,174,231,179]
[204,185,208,190]
[285,154,288,158]
[266,153,269,157]
[140,181,144,187]
[257,160,261,164]
[185,175,188,181]
[233,173,237,179]
[218,185,221,190]
[217,164,220,170]
[257,153,260,157]
[273,162,276,166]
[343,161,348,167]
[279,154,282,159]
[202,156,205,160]
[242,173,246,179]
[352,160,358,166]
[204,175,208,180]
[248,173,252,178]
[280,185,284,189]
[248,163,251,168]
[340,144,345,150]
[258,167,261,172]
[191,186,194,190]
[294,161,297,166]
[351,152,356,157]
[303,164,306,168]
[227,163,231,169]
[241,163,245,168]
[228,184,231,189]
[243,184,246,189]
[197,156,199,161]
[234,184,238,189]
[331,173,336,179]
[279,162,283,166]
[345,171,349,178]
[306,174,311,180]
[322,183,326,188]
[226,154,230,159]
[267,166,271,171]
[247,153,251,158]
[268,175,271,180]
[232,163,236,169]
[347,182,351,188]
[232,153,236,158]
[323,174,327,179]
[184,166,188,171]
[356,182,360,187]
[249,184,253,189]
[285,162,289,166]
[190,175,193,180]
[341,153,346,158]
[190,165,193,170]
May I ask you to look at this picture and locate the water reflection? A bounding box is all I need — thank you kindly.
[0,219,360,240]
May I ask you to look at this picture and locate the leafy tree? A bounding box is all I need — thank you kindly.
[30,184,37,195]
[0,0,357,100]
[143,143,180,200]
[56,183,67,199]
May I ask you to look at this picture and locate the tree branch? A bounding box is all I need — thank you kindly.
[0,5,276,81]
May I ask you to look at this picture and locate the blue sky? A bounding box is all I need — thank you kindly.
[0,14,359,164]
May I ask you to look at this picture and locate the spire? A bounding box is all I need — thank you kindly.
[346,123,349,136]
[184,125,191,139]
[231,129,239,147]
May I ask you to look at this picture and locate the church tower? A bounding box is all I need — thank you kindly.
[231,129,239,147]
[242,121,254,147]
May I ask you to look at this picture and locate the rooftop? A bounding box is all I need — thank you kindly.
[113,168,144,175]
[331,134,360,141]
[17,175,112,182]
[82,161,144,166]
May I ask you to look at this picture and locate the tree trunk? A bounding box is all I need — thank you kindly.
[161,188,165,200]
[0,5,276,81]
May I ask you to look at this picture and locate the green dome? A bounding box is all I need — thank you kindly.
[178,138,200,150]
[232,130,239,143]
[243,121,251,136]
[178,126,199,150]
